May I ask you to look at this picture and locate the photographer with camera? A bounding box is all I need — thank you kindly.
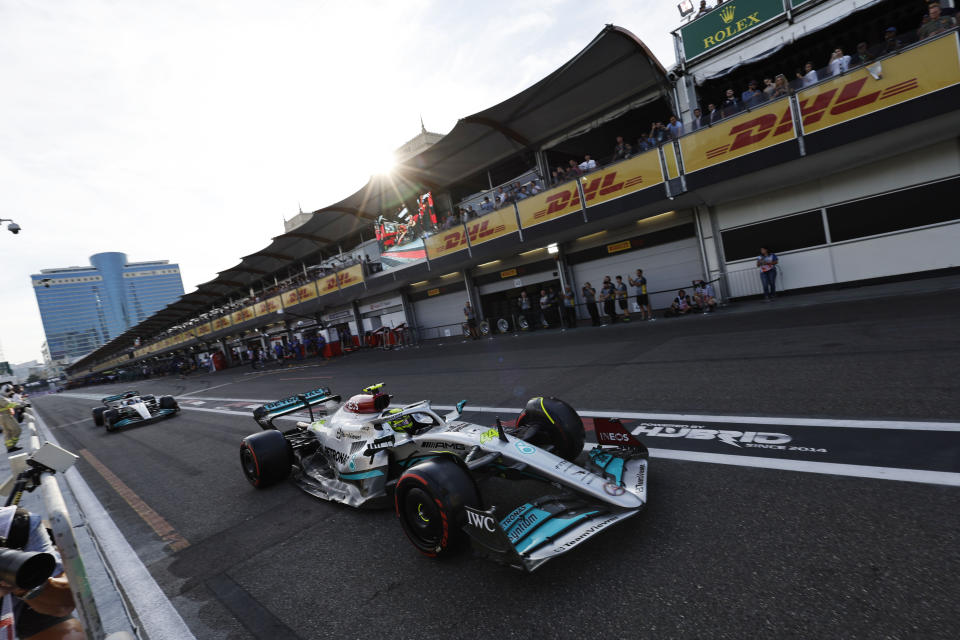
[0,506,82,639]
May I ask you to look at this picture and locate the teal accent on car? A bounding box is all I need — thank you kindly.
[589,449,625,483]
[514,511,599,554]
[504,508,552,544]
[339,469,385,480]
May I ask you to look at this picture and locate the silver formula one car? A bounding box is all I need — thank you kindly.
[239,384,648,571]
[91,390,180,432]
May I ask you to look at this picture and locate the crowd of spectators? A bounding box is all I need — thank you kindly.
[690,4,956,131]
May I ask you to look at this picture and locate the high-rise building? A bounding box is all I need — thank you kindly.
[31,252,185,362]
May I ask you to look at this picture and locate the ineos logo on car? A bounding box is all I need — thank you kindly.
[515,441,535,455]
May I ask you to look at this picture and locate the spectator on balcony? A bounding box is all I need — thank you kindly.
[706,103,722,124]
[516,185,530,200]
[442,213,454,230]
[874,26,903,55]
[581,282,600,326]
[741,80,765,108]
[762,77,776,100]
[666,115,684,138]
[853,42,874,65]
[721,89,741,117]
[496,187,508,208]
[567,159,584,178]
[649,121,668,145]
[636,136,652,153]
[696,0,711,16]
[798,62,818,87]
[827,48,851,76]
[690,108,706,131]
[613,136,633,161]
[919,2,956,39]
[771,73,789,98]
[579,154,598,172]
[552,166,567,185]
[530,181,543,195]
[480,197,494,213]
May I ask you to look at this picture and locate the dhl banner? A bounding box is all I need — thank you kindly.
[196,321,213,337]
[426,226,470,259]
[254,295,282,316]
[798,34,960,135]
[283,281,319,307]
[517,182,583,230]
[231,306,256,326]
[585,150,663,209]
[427,209,519,259]
[337,264,364,290]
[467,208,518,247]
[212,315,232,331]
[679,96,796,173]
[318,273,340,296]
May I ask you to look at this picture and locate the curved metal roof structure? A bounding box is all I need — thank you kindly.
[71,24,670,372]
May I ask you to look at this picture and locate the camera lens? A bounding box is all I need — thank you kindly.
[0,549,56,590]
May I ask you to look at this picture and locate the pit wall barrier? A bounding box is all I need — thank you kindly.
[11,409,138,640]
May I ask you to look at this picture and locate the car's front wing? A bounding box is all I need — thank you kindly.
[463,495,640,572]
[112,408,178,428]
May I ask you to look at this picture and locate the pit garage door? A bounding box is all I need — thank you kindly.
[413,292,468,340]
[570,236,703,313]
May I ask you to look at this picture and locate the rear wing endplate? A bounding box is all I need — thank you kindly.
[253,387,340,429]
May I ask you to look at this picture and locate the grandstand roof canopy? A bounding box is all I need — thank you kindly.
[71,24,669,371]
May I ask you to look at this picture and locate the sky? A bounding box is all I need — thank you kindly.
[0,0,681,365]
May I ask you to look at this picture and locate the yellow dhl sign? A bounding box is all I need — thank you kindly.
[231,306,256,326]
[318,273,339,296]
[196,322,213,336]
[254,296,282,317]
[284,281,319,307]
[517,151,664,229]
[797,34,960,134]
[337,264,364,290]
[679,97,796,173]
[426,209,520,259]
[212,315,232,331]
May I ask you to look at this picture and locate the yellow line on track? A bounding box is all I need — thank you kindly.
[79,449,190,552]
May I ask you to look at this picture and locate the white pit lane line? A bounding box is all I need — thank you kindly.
[55,393,960,486]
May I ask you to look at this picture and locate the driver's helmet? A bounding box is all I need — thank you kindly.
[384,408,413,432]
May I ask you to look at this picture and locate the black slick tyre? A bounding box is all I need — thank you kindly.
[517,396,586,461]
[92,407,105,426]
[240,430,292,488]
[103,409,120,433]
[159,395,178,411]
[395,456,481,558]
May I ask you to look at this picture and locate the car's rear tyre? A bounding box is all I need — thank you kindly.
[516,396,586,461]
[240,430,292,488]
[92,407,105,426]
[159,395,178,411]
[395,456,481,558]
[103,409,120,433]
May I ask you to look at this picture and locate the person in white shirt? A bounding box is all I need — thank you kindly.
[798,62,818,87]
[578,155,597,172]
[827,48,851,76]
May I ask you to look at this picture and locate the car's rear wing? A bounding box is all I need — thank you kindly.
[253,387,340,429]
[101,390,138,403]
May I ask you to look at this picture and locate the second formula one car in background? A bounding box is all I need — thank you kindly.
[91,391,180,432]
[239,383,648,571]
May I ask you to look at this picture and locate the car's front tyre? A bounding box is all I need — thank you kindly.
[103,409,120,433]
[395,456,481,558]
[240,430,292,488]
[516,396,586,461]
[92,407,105,426]
[158,395,178,411]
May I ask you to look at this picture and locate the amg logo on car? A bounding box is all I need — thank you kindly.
[466,510,496,532]
[419,441,466,450]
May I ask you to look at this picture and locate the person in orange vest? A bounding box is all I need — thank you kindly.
[0,386,21,453]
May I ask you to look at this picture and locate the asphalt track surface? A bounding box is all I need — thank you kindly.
[34,292,960,639]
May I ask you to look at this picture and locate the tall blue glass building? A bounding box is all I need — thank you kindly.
[31,252,185,362]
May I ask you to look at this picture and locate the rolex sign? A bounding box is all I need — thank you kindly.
[680,0,786,62]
